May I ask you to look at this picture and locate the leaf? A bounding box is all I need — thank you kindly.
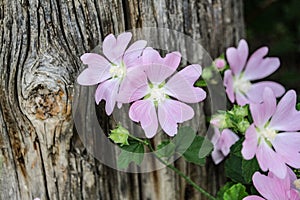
[216,182,235,200]
[117,141,144,169]
[242,158,260,183]
[156,140,176,158]
[223,183,248,200]
[297,103,300,111]
[173,126,196,155]
[182,136,213,166]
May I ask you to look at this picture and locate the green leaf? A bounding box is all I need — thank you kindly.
[182,136,213,166]
[242,158,260,183]
[109,125,129,146]
[195,79,207,87]
[223,183,248,200]
[216,182,235,200]
[117,141,144,169]
[173,126,196,155]
[297,103,300,111]
[156,140,176,158]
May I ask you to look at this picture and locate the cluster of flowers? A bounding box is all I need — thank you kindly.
[77,32,300,199]
[77,32,206,138]
[211,40,300,200]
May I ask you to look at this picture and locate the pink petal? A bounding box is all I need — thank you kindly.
[158,99,194,136]
[95,79,120,115]
[273,132,300,168]
[224,70,235,103]
[142,48,179,83]
[117,67,149,103]
[123,40,147,68]
[246,81,285,103]
[165,65,206,103]
[256,140,287,179]
[250,87,276,127]
[226,39,249,75]
[211,127,221,145]
[219,129,239,156]
[129,100,158,138]
[103,32,132,63]
[252,172,287,200]
[211,149,225,165]
[77,53,112,85]
[289,189,300,200]
[243,196,265,200]
[270,90,300,131]
[242,124,258,160]
[236,91,249,106]
[244,47,280,81]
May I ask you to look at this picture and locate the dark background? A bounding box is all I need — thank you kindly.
[244,0,300,99]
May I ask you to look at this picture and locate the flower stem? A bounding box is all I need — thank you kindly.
[129,135,216,200]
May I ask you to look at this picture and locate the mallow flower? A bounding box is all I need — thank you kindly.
[77,32,147,115]
[210,127,239,164]
[224,39,285,106]
[117,48,206,138]
[242,87,300,179]
[243,170,300,200]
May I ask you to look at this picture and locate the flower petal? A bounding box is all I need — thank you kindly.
[226,39,248,75]
[256,140,287,179]
[242,124,258,160]
[244,47,280,81]
[158,99,194,136]
[250,87,276,127]
[246,81,285,103]
[123,40,147,68]
[211,149,225,165]
[103,32,132,63]
[165,65,206,103]
[95,79,120,115]
[219,129,239,156]
[129,100,158,138]
[77,53,112,85]
[224,70,235,103]
[252,172,287,200]
[236,91,249,106]
[270,90,300,131]
[117,67,149,103]
[243,196,265,200]
[273,132,300,168]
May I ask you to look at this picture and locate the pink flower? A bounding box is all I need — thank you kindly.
[224,39,285,106]
[243,170,300,200]
[213,58,226,70]
[77,32,147,115]
[211,127,239,164]
[242,87,300,178]
[118,48,206,138]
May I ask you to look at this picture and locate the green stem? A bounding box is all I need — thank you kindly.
[129,135,217,200]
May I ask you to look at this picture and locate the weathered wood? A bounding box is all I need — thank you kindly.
[0,0,244,199]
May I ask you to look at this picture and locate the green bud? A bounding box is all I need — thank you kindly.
[109,125,130,146]
[211,112,228,129]
[232,105,248,117]
[237,119,250,133]
[202,67,213,80]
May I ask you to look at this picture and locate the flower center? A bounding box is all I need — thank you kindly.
[233,75,252,94]
[149,84,166,104]
[258,126,277,143]
[109,64,126,79]
[294,179,300,190]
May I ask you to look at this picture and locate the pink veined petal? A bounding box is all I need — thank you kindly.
[158,99,194,136]
[219,129,239,156]
[235,91,249,106]
[226,39,249,75]
[103,32,132,63]
[164,51,181,71]
[211,127,221,146]
[289,189,300,200]
[244,46,280,80]
[224,70,235,103]
[242,124,259,160]
[243,196,265,200]
[273,132,300,168]
[95,79,120,115]
[117,67,149,103]
[80,53,111,69]
[246,81,285,104]
[252,172,287,200]
[165,65,206,103]
[250,87,276,127]
[270,90,300,131]
[211,149,225,165]
[123,40,147,68]
[256,140,287,179]
[142,48,179,83]
[129,100,158,138]
[77,67,111,86]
